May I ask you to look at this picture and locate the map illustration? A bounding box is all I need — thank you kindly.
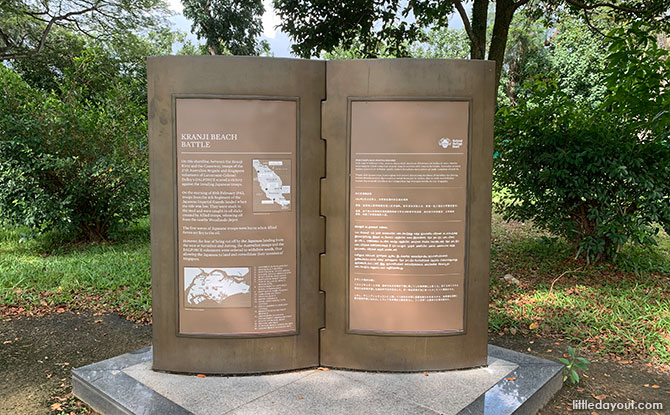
[253,159,291,212]
[184,267,251,308]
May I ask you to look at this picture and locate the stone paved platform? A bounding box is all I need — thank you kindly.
[73,345,563,414]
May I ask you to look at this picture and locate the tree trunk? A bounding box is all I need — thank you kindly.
[488,0,516,89]
[470,0,489,59]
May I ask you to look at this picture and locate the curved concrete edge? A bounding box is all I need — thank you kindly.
[458,345,564,414]
[72,345,563,415]
[72,347,192,415]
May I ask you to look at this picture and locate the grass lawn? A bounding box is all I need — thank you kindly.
[1,215,669,364]
[489,215,670,365]
[0,218,151,322]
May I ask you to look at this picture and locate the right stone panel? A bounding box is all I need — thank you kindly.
[321,59,496,371]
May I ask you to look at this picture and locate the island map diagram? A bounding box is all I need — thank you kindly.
[184,267,251,308]
[253,159,291,212]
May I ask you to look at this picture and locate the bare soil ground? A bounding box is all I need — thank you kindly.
[0,311,151,415]
[490,334,669,414]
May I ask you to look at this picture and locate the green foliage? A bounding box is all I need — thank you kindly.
[321,25,469,60]
[495,19,670,263]
[274,0,445,58]
[182,0,269,55]
[1,12,176,243]
[321,40,398,60]
[8,26,87,92]
[176,39,210,55]
[543,16,608,107]
[410,27,470,59]
[498,11,609,107]
[497,12,551,105]
[559,346,590,385]
[8,23,178,101]
[0,60,149,241]
[605,22,670,138]
[494,80,670,262]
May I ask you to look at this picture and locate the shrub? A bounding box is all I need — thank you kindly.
[494,81,670,262]
[0,63,148,242]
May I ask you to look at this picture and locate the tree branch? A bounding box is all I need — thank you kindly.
[582,8,616,38]
[453,0,484,58]
[563,0,648,14]
[1,2,102,60]
[0,28,12,48]
[513,0,533,10]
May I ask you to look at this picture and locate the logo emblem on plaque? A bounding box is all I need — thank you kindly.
[439,137,452,148]
[439,137,464,149]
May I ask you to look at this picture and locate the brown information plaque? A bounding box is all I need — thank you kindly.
[176,98,297,335]
[348,100,469,333]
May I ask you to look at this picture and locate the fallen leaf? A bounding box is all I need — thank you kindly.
[423,372,429,376]
[506,377,516,381]
[617,360,631,364]
[509,328,517,335]
[50,403,62,411]
[592,394,606,400]
[62,362,70,366]
[651,385,660,389]
[298,395,304,399]
[196,374,206,378]
[546,349,552,353]
[317,367,329,371]
[3,340,11,344]
[94,320,102,324]
[529,322,539,330]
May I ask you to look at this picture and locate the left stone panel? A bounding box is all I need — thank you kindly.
[148,57,325,374]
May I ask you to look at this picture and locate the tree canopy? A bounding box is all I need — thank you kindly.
[0,0,170,61]
[273,0,670,85]
[182,0,269,55]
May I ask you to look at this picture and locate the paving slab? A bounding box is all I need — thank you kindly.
[73,345,563,415]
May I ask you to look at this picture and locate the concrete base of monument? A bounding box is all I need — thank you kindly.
[72,345,563,415]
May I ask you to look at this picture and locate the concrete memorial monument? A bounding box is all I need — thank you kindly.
[72,56,563,414]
